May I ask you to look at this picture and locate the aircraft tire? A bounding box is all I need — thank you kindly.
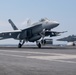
[73,43,75,46]
[38,43,41,48]
[18,43,22,48]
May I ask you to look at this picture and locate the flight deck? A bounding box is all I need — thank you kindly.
[0,46,76,75]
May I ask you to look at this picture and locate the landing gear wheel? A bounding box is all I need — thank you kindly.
[73,43,75,46]
[36,41,41,48]
[18,43,22,48]
[38,43,41,48]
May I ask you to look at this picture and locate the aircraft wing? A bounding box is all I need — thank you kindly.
[0,30,21,40]
[0,24,42,40]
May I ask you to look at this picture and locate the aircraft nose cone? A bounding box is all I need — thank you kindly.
[52,21,60,27]
[54,21,59,26]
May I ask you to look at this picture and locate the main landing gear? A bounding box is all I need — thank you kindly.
[73,42,75,46]
[18,40,25,48]
[18,43,22,48]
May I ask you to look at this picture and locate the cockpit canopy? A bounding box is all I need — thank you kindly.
[39,18,50,22]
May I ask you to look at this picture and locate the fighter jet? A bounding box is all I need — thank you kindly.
[0,18,64,48]
[57,35,76,46]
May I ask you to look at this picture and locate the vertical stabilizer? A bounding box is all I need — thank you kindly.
[8,19,18,30]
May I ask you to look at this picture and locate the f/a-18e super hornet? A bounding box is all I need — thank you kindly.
[0,18,65,48]
[57,35,76,46]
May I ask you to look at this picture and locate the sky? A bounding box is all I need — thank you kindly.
[0,0,76,44]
